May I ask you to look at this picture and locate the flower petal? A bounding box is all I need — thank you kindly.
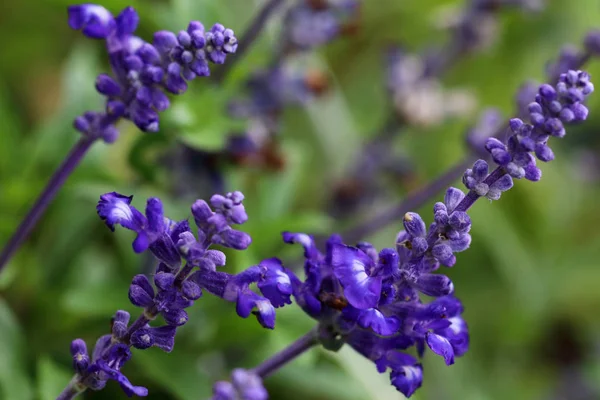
[426,332,455,365]
[331,244,382,309]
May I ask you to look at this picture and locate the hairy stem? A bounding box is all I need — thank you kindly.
[213,0,286,83]
[56,375,86,400]
[123,305,158,344]
[0,136,96,273]
[251,328,318,378]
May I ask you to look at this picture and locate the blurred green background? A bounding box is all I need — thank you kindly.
[1,0,600,399]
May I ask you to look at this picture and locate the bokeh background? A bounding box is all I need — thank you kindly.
[1,0,600,399]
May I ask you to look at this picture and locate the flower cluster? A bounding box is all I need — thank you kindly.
[253,70,593,398]
[68,4,237,141]
[481,70,593,186]
[276,206,469,397]
[281,0,360,52]
[67,191,281,397]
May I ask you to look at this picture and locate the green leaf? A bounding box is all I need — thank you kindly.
[37,356,73,400]
[0,299,33,400]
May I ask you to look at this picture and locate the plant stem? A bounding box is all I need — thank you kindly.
[341,156,474,243]
[123,306,158,344]
[213,0,286,83]
[251,328,318,378]
[0,136,96,273]
[56,376,86,400]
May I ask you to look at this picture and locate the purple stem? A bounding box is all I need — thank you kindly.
[341,156,474,243]
[0,136,96,273]
[212,0,286,83]
[122,306,157,344]
[454,166,506,212]
[251,328,318,378]
[56,377,85,400]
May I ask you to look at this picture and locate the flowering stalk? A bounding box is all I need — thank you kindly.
[0,3,239,272]
[0,136,95,272]
[329,0,540,217]
[58,190,282,398]
[341,29,600,242]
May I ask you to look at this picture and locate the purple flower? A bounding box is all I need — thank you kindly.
[97,193,183,260]
[68,5,238,142]
[130,325,177,352]
[390,364,423,398]
[482,70,594,185]
[71,338,148,397]
[331,244,382,309]
[211,369,268,400]
[256,258,294,308]
[70,339,90,375]
[68,4,116,39]
[87,344,148,397]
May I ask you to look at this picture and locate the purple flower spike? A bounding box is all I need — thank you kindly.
[68,4,116,39]
[331,244,382,310]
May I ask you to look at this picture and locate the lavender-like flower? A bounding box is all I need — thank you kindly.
[232,71,593,398]
[277,215,468,397]
[0,4,239,274]
[69,4,238,137]
[58,191,284,398]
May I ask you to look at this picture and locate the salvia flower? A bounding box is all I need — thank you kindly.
[66,190,284,396]
[212,369,268,400]
[483,70,593,182]
[275,225,469,397]
[67,4,237,140]
[69,330,148,397]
